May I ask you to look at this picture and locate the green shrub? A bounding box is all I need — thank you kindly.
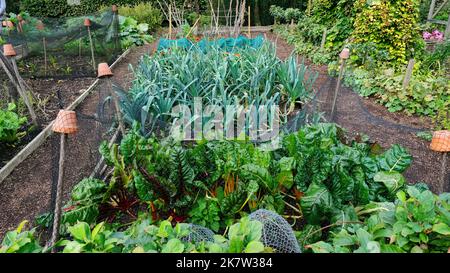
[118,3,162,31]
[352,0,421,66]
[20,0,153,17]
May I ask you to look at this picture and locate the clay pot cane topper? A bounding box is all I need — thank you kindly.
[430,130,450,191]
[52,110,78,134]
[3,44,17,57]
[339,48,350,59]
[84,18,92,27]
[112,5,118,12]
[97,62,113,78]
[431,130,450,152]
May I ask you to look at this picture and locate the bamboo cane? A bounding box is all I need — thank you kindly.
[248,5,251,38]
[43,37,47,76]
[1,56,38,126]
[87,25,96,71]
[169,5,172,39]
[50,133,67,252]
[330,58,346,121]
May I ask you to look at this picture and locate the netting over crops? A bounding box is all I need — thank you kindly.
[0,10,121,79]
[182,224,215,244]
[157,35,264,52]
[249,209,301,253]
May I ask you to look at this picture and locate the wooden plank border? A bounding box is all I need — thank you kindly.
[0,48,132,184]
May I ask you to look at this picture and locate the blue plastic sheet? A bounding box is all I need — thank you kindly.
[157,35,265,52]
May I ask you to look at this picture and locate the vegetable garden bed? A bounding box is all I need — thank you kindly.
[0,32,449,254]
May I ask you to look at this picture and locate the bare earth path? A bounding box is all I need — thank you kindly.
[0,44,154,238]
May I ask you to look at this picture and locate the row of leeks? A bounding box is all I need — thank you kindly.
[115,42,318,138]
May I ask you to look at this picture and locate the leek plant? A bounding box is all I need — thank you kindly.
[120,41,317,138]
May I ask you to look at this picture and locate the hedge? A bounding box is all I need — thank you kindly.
[19,0,155,17]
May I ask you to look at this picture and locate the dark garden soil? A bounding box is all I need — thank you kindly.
[0,43,155,238]
[262,31,449,194]
[0,77,95,169]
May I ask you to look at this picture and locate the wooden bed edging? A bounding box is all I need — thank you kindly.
[0,47,132,184]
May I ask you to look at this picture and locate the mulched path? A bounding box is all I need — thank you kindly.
[0,44,154,238]
[263,31,449,194]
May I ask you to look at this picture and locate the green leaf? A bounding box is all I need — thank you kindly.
[308,241,334,253]
[71,178,106,202]
[432,223,450,236]
[300,182,334,224]
[68,222,91,243]
[377,145,412,173]
[161,239,185,253]
[373,171,405,194]
[244,241,265,253]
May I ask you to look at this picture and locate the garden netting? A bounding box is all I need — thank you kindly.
[0,10,121,79]
[157,35,265,52]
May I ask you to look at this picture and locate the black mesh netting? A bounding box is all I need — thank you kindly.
[249,209,301,253]
[1,10,121,79]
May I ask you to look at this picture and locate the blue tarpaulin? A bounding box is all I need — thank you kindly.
[157,35,265,52]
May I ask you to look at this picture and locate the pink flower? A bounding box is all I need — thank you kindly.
[432,30,444,42]
[423,31,432,40]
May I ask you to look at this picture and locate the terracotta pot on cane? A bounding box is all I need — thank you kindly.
[340,48,350,59]
[431,131,450,153]
[430,130,450,191]
[3,44,17,57]
[84,18,91,27]
[97,63,113,78]
[52,110,78,134]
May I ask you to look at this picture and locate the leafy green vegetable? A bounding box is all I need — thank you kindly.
[0,103,27,144]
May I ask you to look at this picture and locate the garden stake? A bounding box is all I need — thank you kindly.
[330,48,350,121]
[49,107,78,252]
[43,37,48,75]
[248,5,251,38]
[78,27,82,57]
[36,21,47,75]
[98,63,125,135]
[402,59,415,92]
[1,44,38,126]
[169,5,172,39]
[112,5,120,53]
[320,29,327,50]
[84,19,96,71]
[430,131,450,193]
